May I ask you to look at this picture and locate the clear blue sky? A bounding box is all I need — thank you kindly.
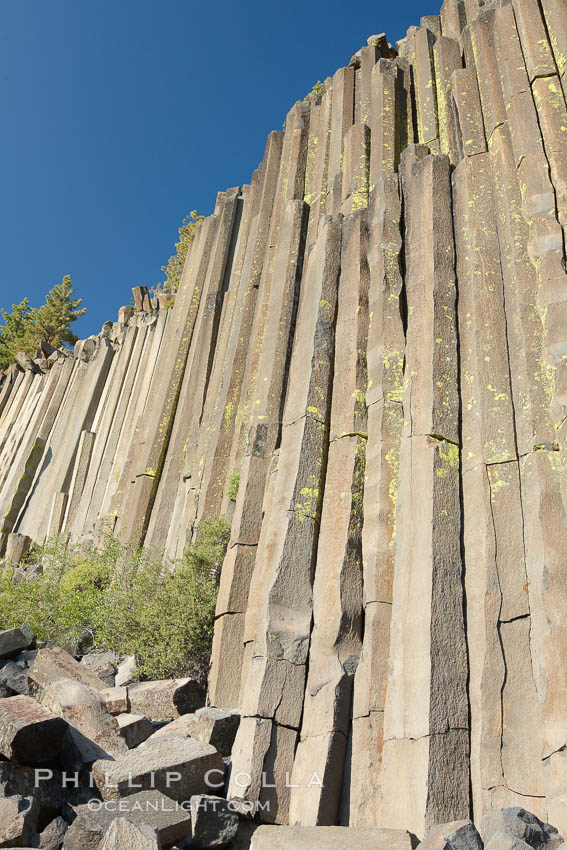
[1,0,428,339]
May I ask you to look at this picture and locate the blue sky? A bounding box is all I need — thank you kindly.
[1,0,428,338]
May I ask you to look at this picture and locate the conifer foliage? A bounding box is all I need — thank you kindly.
[0,275,86,370]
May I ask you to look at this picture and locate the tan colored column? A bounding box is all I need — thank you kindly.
[378,150,468,836]
[228,215,342,824]
[289,209,369,825]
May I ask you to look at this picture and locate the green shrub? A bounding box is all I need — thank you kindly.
[0,518,231,687]
[228,471,240,502]
[159,210,204,293]
[0,536,110,651]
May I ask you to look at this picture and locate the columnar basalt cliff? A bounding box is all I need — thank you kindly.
[1,0,567,837]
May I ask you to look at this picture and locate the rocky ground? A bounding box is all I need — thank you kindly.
[0,626,565,849]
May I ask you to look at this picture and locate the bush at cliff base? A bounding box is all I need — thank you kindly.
[0,516,231,687]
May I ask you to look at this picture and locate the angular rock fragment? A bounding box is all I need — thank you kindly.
[186,795,239,848]
[117,713,154,749]
[128,680,202,722]
[115,657,136,689]
[0,795,38,848]
[80,652,117,687]
[0,658,28,695]
[0,695,67,764]
[189,709,240,757]
[0,762,65,826]
[481,809,563,850]
[148,714,194,741]
[417,821,483,850]
[3,532,33,563]
[230,823,260,850]
[28,648,105,697]
[63,790,191,850]
[0,627,33,660]
[41,679,127,767]
[102,687,129,717]
[33,815,68,850]
[99,818,160,850]
[92,735,223,802]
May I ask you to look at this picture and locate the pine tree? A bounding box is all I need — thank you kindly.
[0,299,35,371]
[32,275,86,349]
[0,276,86,371]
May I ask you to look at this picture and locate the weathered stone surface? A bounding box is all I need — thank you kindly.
[92,735,223,802]
[28,648,106,696]
[289,209,367,826]
[80,652,117,687]
[98,818,160,850]
[0,658,29,695]
[208,197,309,706]
[33,815,68,850]
[147,714,194,741]
[187,795,239,848]
[144,189,243,556]
[0,696,67,764]
[369,59,406,181]
[327,67,354,205]
[188,708,240,757]
[229,823,260,850]
[451,67,486,156]
[102,687,129,716]
[46,491,68,539]
[348,172,404,826]
[434,37,463,162]
[228,215,342,824]
[0,763,65,820]
[3,532,34,563]
[41,678,127,768]
[114,657,136,689]
[417,821,483,850]
[63,429,95,532]
[250,826,417,849]
[0,795,38,848]
[63,790,192,850]
[18,338,115,543]
[376,150,468,837]
[0,627,33,660]
[117,306,134,324]
[512,0,556,82]
[127,679,202,722]
[117,713,153,749]
[481,809,563,849]
[414,26,439,146]
[484,836,533,850]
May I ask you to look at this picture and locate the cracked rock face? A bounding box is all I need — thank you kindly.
[1,0,567,837]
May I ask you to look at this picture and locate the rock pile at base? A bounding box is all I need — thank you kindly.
[0,632,240,848]
[0,628,564,849]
